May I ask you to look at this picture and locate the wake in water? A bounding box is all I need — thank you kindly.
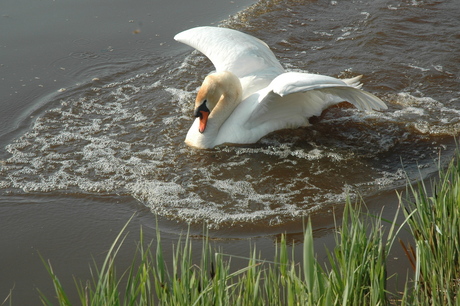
[1,0,459,227]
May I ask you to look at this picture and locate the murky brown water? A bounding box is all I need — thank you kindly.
[1,0,459,303]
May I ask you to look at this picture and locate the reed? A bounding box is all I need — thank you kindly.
[38,203,398,305]
[325,199,401,305]
[400,150,460,305]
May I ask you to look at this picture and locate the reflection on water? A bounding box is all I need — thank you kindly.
[1,0,459,228]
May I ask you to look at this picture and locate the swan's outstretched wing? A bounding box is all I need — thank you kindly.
[246,72,387,128]
[174,27,284,81]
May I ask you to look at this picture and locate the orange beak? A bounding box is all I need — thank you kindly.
[198,111,209,133]
[194,101,210,134]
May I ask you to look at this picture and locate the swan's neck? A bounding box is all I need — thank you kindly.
[208,84,241,128]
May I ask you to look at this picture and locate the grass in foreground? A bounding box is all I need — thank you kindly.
[33,150,460,305]
[38,205,398,306]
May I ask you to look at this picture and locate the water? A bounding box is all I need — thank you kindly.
[1,0,459,302]
[2,0,459,227]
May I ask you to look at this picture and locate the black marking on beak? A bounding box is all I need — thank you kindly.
[194,100,209,119]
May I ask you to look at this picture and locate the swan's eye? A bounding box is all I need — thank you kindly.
[194,100,210,118]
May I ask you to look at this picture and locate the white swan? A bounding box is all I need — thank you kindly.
[174,26,387,149]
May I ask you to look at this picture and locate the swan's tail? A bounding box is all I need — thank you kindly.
[343,75,363,89]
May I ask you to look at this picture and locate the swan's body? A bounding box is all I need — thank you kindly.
[174,26,387,149]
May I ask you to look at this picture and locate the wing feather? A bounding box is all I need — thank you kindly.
[246,72,387,128]
[174,27,284,81]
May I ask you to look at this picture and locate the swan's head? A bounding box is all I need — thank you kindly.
[193,71,242,133]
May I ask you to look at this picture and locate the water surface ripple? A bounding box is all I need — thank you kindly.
[1,0,459,228]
